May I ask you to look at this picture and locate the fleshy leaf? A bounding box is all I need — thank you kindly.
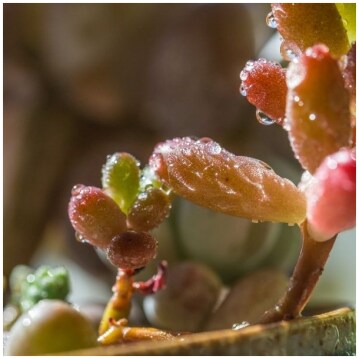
[107,231,158,270]
[127,188,172,232]
[101,153,140,214]
[336,3,356,44]
[305,148,356,241]
[240,58,287,124]
[68,185,127,250]
[149,137,306,224]
[272,3,350,58]
[286,44,351,174]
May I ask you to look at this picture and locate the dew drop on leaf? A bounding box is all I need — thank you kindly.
[280,41,298,61]
[266,11,277,29]
[245,60,255,71]
[239,84,247,96]
[240,70,249,81]
[71,184,85,196]
[207,142,222,155]
[256,109,276,125]
[282,118,291,131]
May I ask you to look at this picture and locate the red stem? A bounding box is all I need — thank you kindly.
[259,220,336,323]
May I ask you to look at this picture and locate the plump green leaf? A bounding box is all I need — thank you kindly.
[102,153,140,214]
[336,3,356,44]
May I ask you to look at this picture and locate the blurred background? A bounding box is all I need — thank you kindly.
[3,3,355,326]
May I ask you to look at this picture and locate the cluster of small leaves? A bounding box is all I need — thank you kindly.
[238,3,356,241]
[68,4,356,272]
[9,265,70,313]
[68,153,172,270]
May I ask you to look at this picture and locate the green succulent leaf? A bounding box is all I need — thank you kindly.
[10,265,71,313]
[101,152,140,214]
[336,3,356,44]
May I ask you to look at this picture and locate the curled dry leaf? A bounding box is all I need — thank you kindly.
[286,44,351,174]
[272,3,350,59]
[68,185,127,250]
[305,148,356,242]
[240,58,287,124]
[150,137,306,224]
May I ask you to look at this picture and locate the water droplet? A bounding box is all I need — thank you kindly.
[282,117,291,131]
[75,232,88,243]
[276,117,285,126]
[22,317,32,327]
[309,113,316,121]
[183,147,191,155]
[338,55,348,71]
[293,95,304,107]
[327,158,338,170]
[245,60,255,70]
[71,184,85,196]
[26,274,36,283]
[207,142,222,155]
[258,57,267,64]
[342,18,348,26]
[239,84,247,96]
[266,11,277,28]
[252,219,259,223]
[240,70,249,81]
[256,109,276,125]
[232,321,250,330]
[288,223,295,227]
[280,42,298,61]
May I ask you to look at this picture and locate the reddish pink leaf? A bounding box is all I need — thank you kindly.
[306,148,356,241]
[286,44,351,173]
[68,186,127,249]
[240,58,287,124]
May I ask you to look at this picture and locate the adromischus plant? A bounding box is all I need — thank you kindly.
[68,3,356,343]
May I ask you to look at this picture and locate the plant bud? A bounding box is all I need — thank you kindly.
[102,153,140,214]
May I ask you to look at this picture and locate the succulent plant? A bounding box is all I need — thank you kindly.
[65,2,356,344]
